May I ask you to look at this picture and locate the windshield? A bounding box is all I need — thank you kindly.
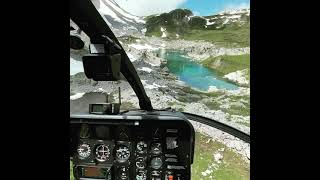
[70,0,250,179]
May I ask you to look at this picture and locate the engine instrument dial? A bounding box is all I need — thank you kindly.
[136,157,146,169]
[95,144,111,162]
[151,157,163,170]
[115,145,130,162]
[136,141,147,154]
[118,166,129,180]
[77,143,91,159]
[136,170,147,180]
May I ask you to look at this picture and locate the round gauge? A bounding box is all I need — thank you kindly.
[135,157,146,169]
[77,144,91,159]
[151,157,163,169]
[115,145,130,162]
[136,141,147,154]
[95,144,111,162]
[136,170,147,180]
[118,166,129,180]
[151,170,161,176]
[150,142,162,155]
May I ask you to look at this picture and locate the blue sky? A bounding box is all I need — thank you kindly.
[180,0,250,16]
[115,0,250,16]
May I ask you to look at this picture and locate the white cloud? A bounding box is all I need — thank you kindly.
[223,2,250,11]
[193,11,200,16]
[114,0,187,16]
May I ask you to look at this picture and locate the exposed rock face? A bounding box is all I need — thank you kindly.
[224,69,250,86]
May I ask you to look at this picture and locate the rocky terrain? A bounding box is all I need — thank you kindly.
[70,34,250,160]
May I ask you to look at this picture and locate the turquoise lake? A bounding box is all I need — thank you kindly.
[159,50,238,91]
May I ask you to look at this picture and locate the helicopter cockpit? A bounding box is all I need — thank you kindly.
[70,0,249,179]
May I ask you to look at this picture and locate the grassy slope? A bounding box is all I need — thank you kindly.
[183,23,250,48]
[201,54,250,76]
[204,94,250,118]
[172,87,250,126]
[192,132,249,179]
[145,8,250,48]
[145,9,193,38]
[70,161,74,180]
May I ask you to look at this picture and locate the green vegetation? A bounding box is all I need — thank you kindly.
[70,161,74,180]
[204,94,250,118]
[176,86,250,125]
[243,68,250,82]
[118,35,140,44]
[167,101,186,112]
[188,16,206,30]
[201,54,250,76]
[238,121,250,127]
[120,101,136,111]
[181,86,225,98]
[145,9,193,38]
[178,108,184,112]
[183,23,249,48]
[192,132,250,179]
[171,85,250,127]
[145,8,250,47]
[203,99,221,111]
[168,101,185,107]
[225,103,250,117]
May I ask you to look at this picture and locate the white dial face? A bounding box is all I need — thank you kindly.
[136,157,146,169]
[77,144,91,159]
[151,157,163,169]
[136,170,147,180]
[95,144,111,162]
[115,145,130,161]
[136,141,147,153]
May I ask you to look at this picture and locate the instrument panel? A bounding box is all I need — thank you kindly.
[70,112,195,180]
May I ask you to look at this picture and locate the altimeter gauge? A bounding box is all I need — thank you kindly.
[95,144,111,162]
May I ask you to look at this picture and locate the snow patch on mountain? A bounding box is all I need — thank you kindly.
[128,43,158,50]
[70,57,84,75]
[141,80,167,90]
[204,8,250,27]
[98,0,126,24]
[92,0,146,36]
[70,92,85,100]
[206,19,215,26]
[138,67,153,73]
[160,27,167,38]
